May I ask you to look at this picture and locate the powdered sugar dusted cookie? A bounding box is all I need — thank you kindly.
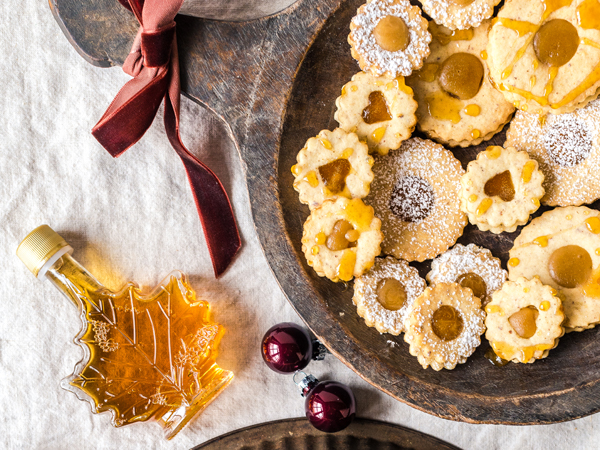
[485,277,565,364]
[365,138,467,262]
[508,206,600,332]
[334,71,417,155]
[403,282,486,370]
[427,244,507,307]
[292,128,374,210]
[460,146,544,233]
[417,0,501,30]
[353,257,426,335]
[506,99,600,206]
[349,0,431,77]
[406,21,515,147]
[302,197,383,282]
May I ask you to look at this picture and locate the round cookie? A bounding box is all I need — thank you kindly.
[427,243,507,307]
[508,206,600,332]
[292,128,374,210]
[485,277,565,364]
[349,0,431,77]
[506,98,600,206]
[403,282,486,370]
[301,197,383,282]
[353,257,426,335]
[334,71,418,155]
[417,0,502,30]
[487,0,600,115]
[460,146,545,233]
[406,21,515,147]
[365,138,467,262]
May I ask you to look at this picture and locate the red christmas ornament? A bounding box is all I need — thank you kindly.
[261,322,326,374]
[295,372,356,433]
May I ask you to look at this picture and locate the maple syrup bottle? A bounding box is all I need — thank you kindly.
[17,225,233,439]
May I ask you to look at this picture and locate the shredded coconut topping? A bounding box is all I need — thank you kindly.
[506,99,600,206]
[354,256,426,334]
[350,0,431,76]
[427,244,507,301]
[365,137,466,261]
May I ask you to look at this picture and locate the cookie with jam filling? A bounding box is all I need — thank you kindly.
[508,206,600,332]
[301,197,383,282]
[334,71,417,155]
[292,128,374,210]
[485,277,565,363]
[406,20,515,147]
[403,282,486,371]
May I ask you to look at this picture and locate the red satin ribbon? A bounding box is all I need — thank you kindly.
[93,0,241,277]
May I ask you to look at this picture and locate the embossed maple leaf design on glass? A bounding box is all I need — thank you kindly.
[17,225,233,440]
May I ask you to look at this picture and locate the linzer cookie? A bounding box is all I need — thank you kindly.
[403,282,486,370]
[349,0,431,77]
[485,277,565,364]
[427,244,507,307]
[417,0,501,30]
[406,21,514,147]
[506,99,600,206]
[292,129,374,210]
[365,138,467,262]
[508,206,600,332]
[460,146,545,233]
[487,0,600,115]
[334,72,418,155]
[301,197,383,282]
[353,257,426,335]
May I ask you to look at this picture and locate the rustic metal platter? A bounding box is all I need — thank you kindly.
[190,418,461,449]
[52,0,600,424]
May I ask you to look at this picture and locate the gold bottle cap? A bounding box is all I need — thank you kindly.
[16,225,72,277]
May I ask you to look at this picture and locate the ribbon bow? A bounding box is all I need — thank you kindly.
[92,0,241,277]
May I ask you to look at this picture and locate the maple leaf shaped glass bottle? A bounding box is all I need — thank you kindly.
[17,225,233,440]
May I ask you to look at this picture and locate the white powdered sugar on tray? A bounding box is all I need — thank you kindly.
[427,244,507,300]
[350,0,431,76]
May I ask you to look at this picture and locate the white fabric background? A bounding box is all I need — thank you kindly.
[1,2,598,449]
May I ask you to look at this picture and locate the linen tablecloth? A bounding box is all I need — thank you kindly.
[1,2,598,448]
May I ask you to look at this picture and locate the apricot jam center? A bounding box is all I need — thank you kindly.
[548,245,592,288]
[374,15,411,52]
[449,0,476,5]
[508,306,539,339]
[456,272,487,300]
[318,159,351,194]
[326,219,358,251]
[389,176,434,223]
[484,170,515,202]
[363,91,392,124]
[438,53,484,100]
[376,278,407,311]
[431,305,463,341]
[534,19,579,67]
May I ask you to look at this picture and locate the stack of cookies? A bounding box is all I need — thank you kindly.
[292,0,600,370]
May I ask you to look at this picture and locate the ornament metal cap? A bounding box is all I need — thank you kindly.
[17,225,73,278]
[293,371,319,397]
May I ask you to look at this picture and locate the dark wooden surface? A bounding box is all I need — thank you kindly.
[190,418,461,450]
[51,0,600,424]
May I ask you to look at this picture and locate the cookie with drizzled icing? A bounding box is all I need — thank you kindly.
[407,20,515,147]
[487,0,600,115]
[334,71,418,155]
